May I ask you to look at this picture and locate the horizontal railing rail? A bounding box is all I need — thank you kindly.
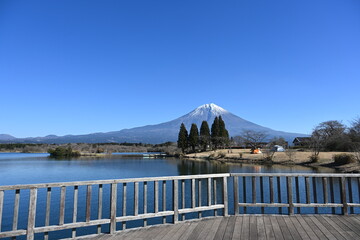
[0,174,229,240]
[1,173,360,239]
[231,173,360,215]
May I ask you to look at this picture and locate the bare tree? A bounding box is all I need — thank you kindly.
[237,130,268,149]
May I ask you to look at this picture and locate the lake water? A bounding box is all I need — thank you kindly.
[0,153,340,239]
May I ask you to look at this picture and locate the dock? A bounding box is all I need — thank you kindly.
[1,173,360,239]
[84,215,360,240]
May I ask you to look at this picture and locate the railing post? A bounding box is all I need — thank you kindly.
[233,176,239,215]
[27,188,37,240]
[223,177,228,216]
[287,177,294,215]
[110,183,117,234]
[173,180,178,223]
[340,177,348,215]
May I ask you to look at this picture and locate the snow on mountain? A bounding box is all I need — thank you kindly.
[0,103,307,144]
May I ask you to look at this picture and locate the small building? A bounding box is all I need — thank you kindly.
[293,137,311,147]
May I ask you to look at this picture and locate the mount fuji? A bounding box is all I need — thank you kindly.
[1,103,307,144]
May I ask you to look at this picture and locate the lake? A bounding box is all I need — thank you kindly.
[0,153,339,239]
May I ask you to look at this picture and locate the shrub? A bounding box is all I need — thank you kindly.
[333,154,356,165]
[309,154,319,163]
[218,152,226,158]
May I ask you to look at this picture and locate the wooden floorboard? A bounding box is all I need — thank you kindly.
[81,215,360,240]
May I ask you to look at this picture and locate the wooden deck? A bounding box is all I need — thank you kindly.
[82,215,360,240]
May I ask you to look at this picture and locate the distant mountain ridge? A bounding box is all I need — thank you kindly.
[0,103,307,144]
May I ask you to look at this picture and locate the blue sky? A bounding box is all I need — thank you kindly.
[1,0,359,138]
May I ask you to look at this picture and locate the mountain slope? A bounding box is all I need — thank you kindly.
[0,103,307,144]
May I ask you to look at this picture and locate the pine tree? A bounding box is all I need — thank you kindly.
[199,121,211,151]
[188,123,199,152]
[177,123,188,153]
[218,116,230,148]
[211,117,220,149]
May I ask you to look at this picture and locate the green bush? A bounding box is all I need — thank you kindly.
[48,147,80,158]
[333,154,356,165]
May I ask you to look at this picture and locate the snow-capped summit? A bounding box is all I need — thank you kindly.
[190,103,228,117]
[1,103,307,144]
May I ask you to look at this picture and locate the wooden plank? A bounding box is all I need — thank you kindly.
[173,180,179,223]
[288,215,310,240]
[192,179,195,209]
[330,177,335,214]
[203,217,222,240]
[275,216,292,240]
[336,216,360,238]
[214,178,217,216]
[162,180,166,224]
[256,216,266,240]
[109,183,117,234]
[213,216,229,240]
[26,188,37,240]
[0,190,3,232]
[263,216,276,240]
[232,215,243,240]
[72,185,78,239]
[312,177,318,214]
[178,204,224,214]
[241,215,250,239]
[176,221,198,240]
[34,219,111,233]
[260,176,264,214]
[222,216,236,240]
[301,216,327,239]
[198,179,202,218]
[160,221,187,240]
[341,177,348,215]
[59,186,66,225]
[13,189,20,231]
[330,216,360,239]
[181,180,185,221]
[207,178,211,206]
[185,217,210,240]
[194,218,219,240]
[322,216,356,240]
[282,216,302,240]
[154,181,159,213]
[305,177,310,204]
[270,176,274,204]
[348,178,354,214]
[134,182,139,216]
[143,181,147,227]
[323,177,328,204]
[86,185,92,222]
[252,176,256,204]
[0,229,27,238]
[314,215,346,240]
[97,184,103,234]
[295,177,300,214]
[223,177,228,216]
[309,216,337,240]
[287,177,294,215]
[5,173,360,191]
[277,177,282,214]
[243,176,247,214]
[249,215,258,240]
[295,215,319,240]
[122,183,127,230]
[233,176,239,215]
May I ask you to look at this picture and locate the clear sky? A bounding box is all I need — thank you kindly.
[0,0,359,138]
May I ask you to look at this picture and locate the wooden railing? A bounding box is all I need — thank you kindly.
[0,174,229,240]
[1,173,360,239]
[232,173,360,215]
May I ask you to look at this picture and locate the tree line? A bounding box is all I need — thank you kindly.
[177,116,229,153]
[310,118,360,161]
